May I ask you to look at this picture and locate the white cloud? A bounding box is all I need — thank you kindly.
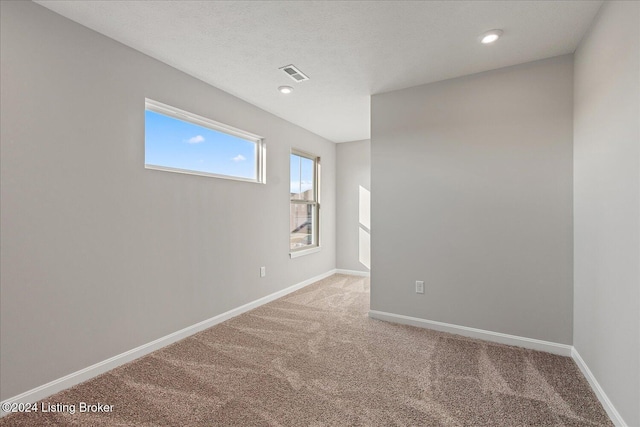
[185,135,205,144]
[232,154,246,162]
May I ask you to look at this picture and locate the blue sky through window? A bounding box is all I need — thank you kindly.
[290,154,314,198]
[145,110,257,180]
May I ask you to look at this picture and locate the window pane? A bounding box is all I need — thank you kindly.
[300,156,314,200]
[290,153,315,201]
[290,203,315,250]
[145,110,257,180]
[290,154,301,197]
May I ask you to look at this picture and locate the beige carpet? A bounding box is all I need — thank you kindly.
[1,274,611,426]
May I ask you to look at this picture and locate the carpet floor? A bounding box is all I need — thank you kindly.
[1,274,612,426]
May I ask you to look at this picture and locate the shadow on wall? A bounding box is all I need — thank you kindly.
[359,185,371,269]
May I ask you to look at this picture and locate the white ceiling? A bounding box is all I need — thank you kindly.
[35,1,602,143]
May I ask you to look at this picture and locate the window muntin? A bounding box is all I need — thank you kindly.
[290,150,320,252]
[145,99,265,183]
[290,203,316,248]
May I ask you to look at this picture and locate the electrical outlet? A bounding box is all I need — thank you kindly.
[260,266,266,278]
[415,281,424,294]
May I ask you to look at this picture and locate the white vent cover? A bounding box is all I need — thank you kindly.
[280,64,309,82]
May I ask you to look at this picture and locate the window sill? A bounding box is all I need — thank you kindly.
[290,246,321,259]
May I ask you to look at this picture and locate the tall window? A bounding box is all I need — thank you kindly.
[290,150,320,255]
[145,99,265,183]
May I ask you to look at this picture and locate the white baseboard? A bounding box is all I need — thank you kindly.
[571,347,627,427]
[0,269,336,416]
[335,269,370,277]
[368,310,572,356]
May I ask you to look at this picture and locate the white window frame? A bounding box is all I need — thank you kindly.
[290,149,321,258]
[145,99,266,183]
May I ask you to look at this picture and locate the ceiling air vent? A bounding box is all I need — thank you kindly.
[280,64,309,82]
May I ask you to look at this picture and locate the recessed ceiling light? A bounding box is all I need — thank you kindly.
[278,86,293,94]
[481,29,503,44]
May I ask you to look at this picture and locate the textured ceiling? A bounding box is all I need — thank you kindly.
[35,1,602,143]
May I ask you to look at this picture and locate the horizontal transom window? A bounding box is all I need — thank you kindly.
[145,99,265,183]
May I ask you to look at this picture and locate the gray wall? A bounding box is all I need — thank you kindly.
[336,140,371,272]
[371,55,574,344]
[573,1,640,425]
[0,1,336,401]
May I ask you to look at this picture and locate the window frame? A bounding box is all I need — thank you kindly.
[144,99,266,184]
[289,149,321,258]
